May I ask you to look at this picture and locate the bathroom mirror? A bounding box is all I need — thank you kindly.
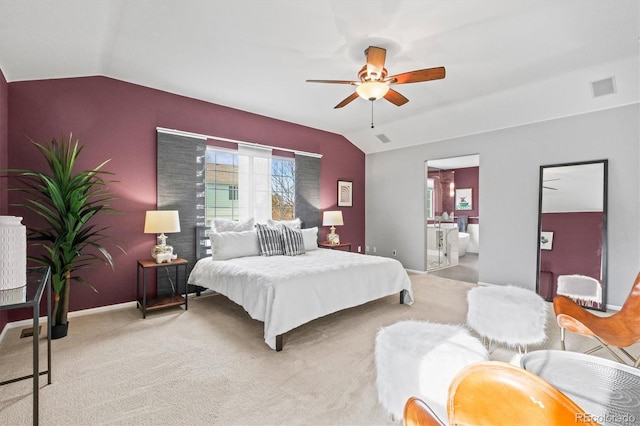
[536,160,607,311]
[425,154,480,282]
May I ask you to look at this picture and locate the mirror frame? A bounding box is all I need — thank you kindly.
[535,159,608,311]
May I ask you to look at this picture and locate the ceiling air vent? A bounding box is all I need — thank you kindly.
[376,133,391,143]
[591,76,616,98]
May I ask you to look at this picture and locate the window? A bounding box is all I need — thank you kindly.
[271,158,295,220]
[228,185,238,200]
[205,147,295,224]
[205,149,239,223]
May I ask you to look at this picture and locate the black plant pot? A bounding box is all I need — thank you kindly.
[50,323,69,339]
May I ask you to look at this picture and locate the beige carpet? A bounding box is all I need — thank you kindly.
[0,274,634,425]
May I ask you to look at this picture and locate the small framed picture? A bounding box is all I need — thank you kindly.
[337,180,353,207]
[455,188,472,210]
[540,231,554,250]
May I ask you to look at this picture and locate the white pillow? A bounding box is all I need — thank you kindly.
[255,224,284,256]
[210,230,260,260]
[301,227,318,251]
[267,218,301,229]
[212,217,254,233]
[282,226,306,256]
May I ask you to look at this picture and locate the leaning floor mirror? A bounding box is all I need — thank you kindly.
[536,159,608,311]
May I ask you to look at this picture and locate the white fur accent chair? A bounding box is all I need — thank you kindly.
[375,320,488,422]
[466,285,547,353]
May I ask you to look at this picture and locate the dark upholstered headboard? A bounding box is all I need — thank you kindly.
[195,226,212,260]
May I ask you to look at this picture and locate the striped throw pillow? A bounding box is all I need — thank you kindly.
[282,225,306,256]
[256,224,284,256]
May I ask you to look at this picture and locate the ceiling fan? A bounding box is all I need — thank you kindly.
[543,178,560,191]
[306,46,445,109]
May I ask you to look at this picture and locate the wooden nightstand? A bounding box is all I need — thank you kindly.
[318,242,352,252]
[136,258,189,318]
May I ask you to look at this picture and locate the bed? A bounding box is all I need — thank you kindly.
[187,225,413,351]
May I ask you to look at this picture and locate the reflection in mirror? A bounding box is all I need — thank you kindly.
[536,160,607,311]
[425,154,479,283]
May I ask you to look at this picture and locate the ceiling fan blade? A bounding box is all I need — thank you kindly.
[365,46,386,80]
[384,88,409,107]
[306,79,358,85]
[334,92,359,109]
[387,66,446,84]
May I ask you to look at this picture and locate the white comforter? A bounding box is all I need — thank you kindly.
[187,249,413,350]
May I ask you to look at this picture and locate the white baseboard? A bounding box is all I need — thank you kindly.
[0,292,219,346]
[68,300,138,318]
[605,303,621,312]
[0,300,137,346]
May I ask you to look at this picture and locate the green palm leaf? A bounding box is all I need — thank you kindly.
[2,134,125,328]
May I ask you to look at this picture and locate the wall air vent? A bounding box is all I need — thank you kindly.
[591,76,616,98]
[376,133,391,143]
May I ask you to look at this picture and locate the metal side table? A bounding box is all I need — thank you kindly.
[0,266,52,426]
[137,258,189,318]
[522,350,640,425]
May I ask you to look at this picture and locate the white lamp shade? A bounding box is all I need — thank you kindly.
[322,211,344,227]
[356,81,390,100]
[144,210,181,234]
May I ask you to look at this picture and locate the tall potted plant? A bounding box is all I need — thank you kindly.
[5,134,122,338]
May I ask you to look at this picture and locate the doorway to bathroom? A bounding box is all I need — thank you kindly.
[425,154,480,284]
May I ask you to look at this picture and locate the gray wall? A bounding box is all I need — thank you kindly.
[365,104,639,307]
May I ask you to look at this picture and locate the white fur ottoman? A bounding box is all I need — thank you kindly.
[375,320,488,422]
[466,285,547,353]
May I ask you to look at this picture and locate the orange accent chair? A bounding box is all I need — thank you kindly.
[554,271,640,367]
[403,397,446,426]
[446,361,598,426]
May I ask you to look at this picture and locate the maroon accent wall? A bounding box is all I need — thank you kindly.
[0,67,8,331]
[539,212,603,299]
[453,167,479,224]
[6,76,365,325]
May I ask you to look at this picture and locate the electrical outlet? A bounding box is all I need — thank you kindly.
[373,247,377,253]
[392,249,397,256]
[357,246,362,253]
[366,246,369,252]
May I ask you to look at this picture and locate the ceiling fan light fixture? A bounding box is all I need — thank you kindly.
[307,45,444,110]
[356,81,389,101]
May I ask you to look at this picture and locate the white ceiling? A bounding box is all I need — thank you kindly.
[0,1,638,155]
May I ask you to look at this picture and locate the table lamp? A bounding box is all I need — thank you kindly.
[323,211,344,244]
[144,210,181,262]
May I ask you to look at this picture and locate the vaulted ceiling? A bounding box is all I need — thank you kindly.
[0,1,638,154]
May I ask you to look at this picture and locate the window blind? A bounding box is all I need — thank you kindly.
[157,130,206,294]
[238,145,272,223]
[295,154,321,230]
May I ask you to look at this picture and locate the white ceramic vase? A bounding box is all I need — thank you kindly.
[0,216,27,291]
